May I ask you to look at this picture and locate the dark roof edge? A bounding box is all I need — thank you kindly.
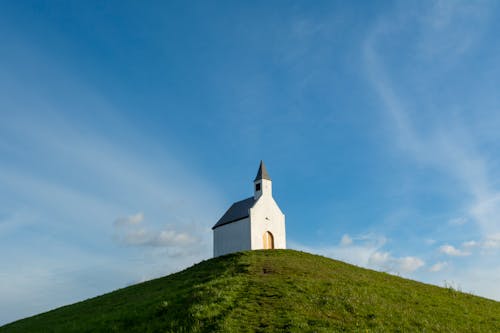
[211,215,249,230]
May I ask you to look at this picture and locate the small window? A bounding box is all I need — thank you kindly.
[255,183,261,191]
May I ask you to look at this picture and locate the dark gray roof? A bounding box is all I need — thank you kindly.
[254,160,271,181]
[212,197,255,230]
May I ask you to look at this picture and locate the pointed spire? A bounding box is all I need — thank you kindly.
[254,160,271,181]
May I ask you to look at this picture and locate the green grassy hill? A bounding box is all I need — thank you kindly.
[1,250,499,332]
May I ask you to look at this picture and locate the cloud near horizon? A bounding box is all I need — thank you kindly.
[429,261,448,272]
[2,0,500,325]
[114,212,144,227]
[292,233,425,276]
[0,112,220,324]
[439,244,470,257]
[113,212,200,250]
[437,233,500,257]
[360,0,500,300]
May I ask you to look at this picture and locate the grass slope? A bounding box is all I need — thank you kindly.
[1,250,499,332]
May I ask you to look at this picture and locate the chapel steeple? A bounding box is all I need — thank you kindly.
[254,160,271,181]
[254,160,272,200]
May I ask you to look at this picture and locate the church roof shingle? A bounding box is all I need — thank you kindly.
[212,197,255,230]
[254,160,271,181]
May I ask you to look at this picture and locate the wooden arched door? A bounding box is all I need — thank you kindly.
[263,231,274,249]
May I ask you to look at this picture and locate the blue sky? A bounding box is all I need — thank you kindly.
[1,0,500,324]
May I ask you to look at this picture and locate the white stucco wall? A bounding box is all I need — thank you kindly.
[254,178,272,200]
[213,217,251,257]
[249,193,286,250]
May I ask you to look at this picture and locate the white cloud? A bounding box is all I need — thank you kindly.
[439,244,470,257]
[470,194,500,236]
[396,256,425,273]
[425,238,436,245]
[369,251,425,274]
[156,230,196,246]
[444,235,500,254]
[417,0,490,62]
[0,111,222,324]
[113,213,199,251]
[113,212,144,226]
[429,261,448,272]
[482,233,500,249]
[292,233,424,275]
[448,217,467,226]
[119,228,196,247]
[363,2,500,239]
[340,234,353,246]
[368,251,391,267]
[461,240,478,248]
[435,236,499,260]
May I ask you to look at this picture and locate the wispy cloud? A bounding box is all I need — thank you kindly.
[416,0,491,64]
[369,252,424,274]
[460,235,500,250]
[483,234,500,249]
[363,1,500,237]
[439,244,470,257]
[292,233,425,276]
[462,240,478,248]
[339,234,353,246]
[436,234,499,260]
[429,261,448,272]
[113,212,200,252]
[448,217,467,226]
[0,109,222,324]
[362,1,499,301]
[114,212,144,227]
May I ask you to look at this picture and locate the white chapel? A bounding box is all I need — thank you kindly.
[212,161,286,257]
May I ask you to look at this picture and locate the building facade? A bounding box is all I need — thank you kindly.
[212,161,286,257]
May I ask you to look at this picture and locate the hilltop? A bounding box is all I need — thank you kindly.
[1,250,499,332]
